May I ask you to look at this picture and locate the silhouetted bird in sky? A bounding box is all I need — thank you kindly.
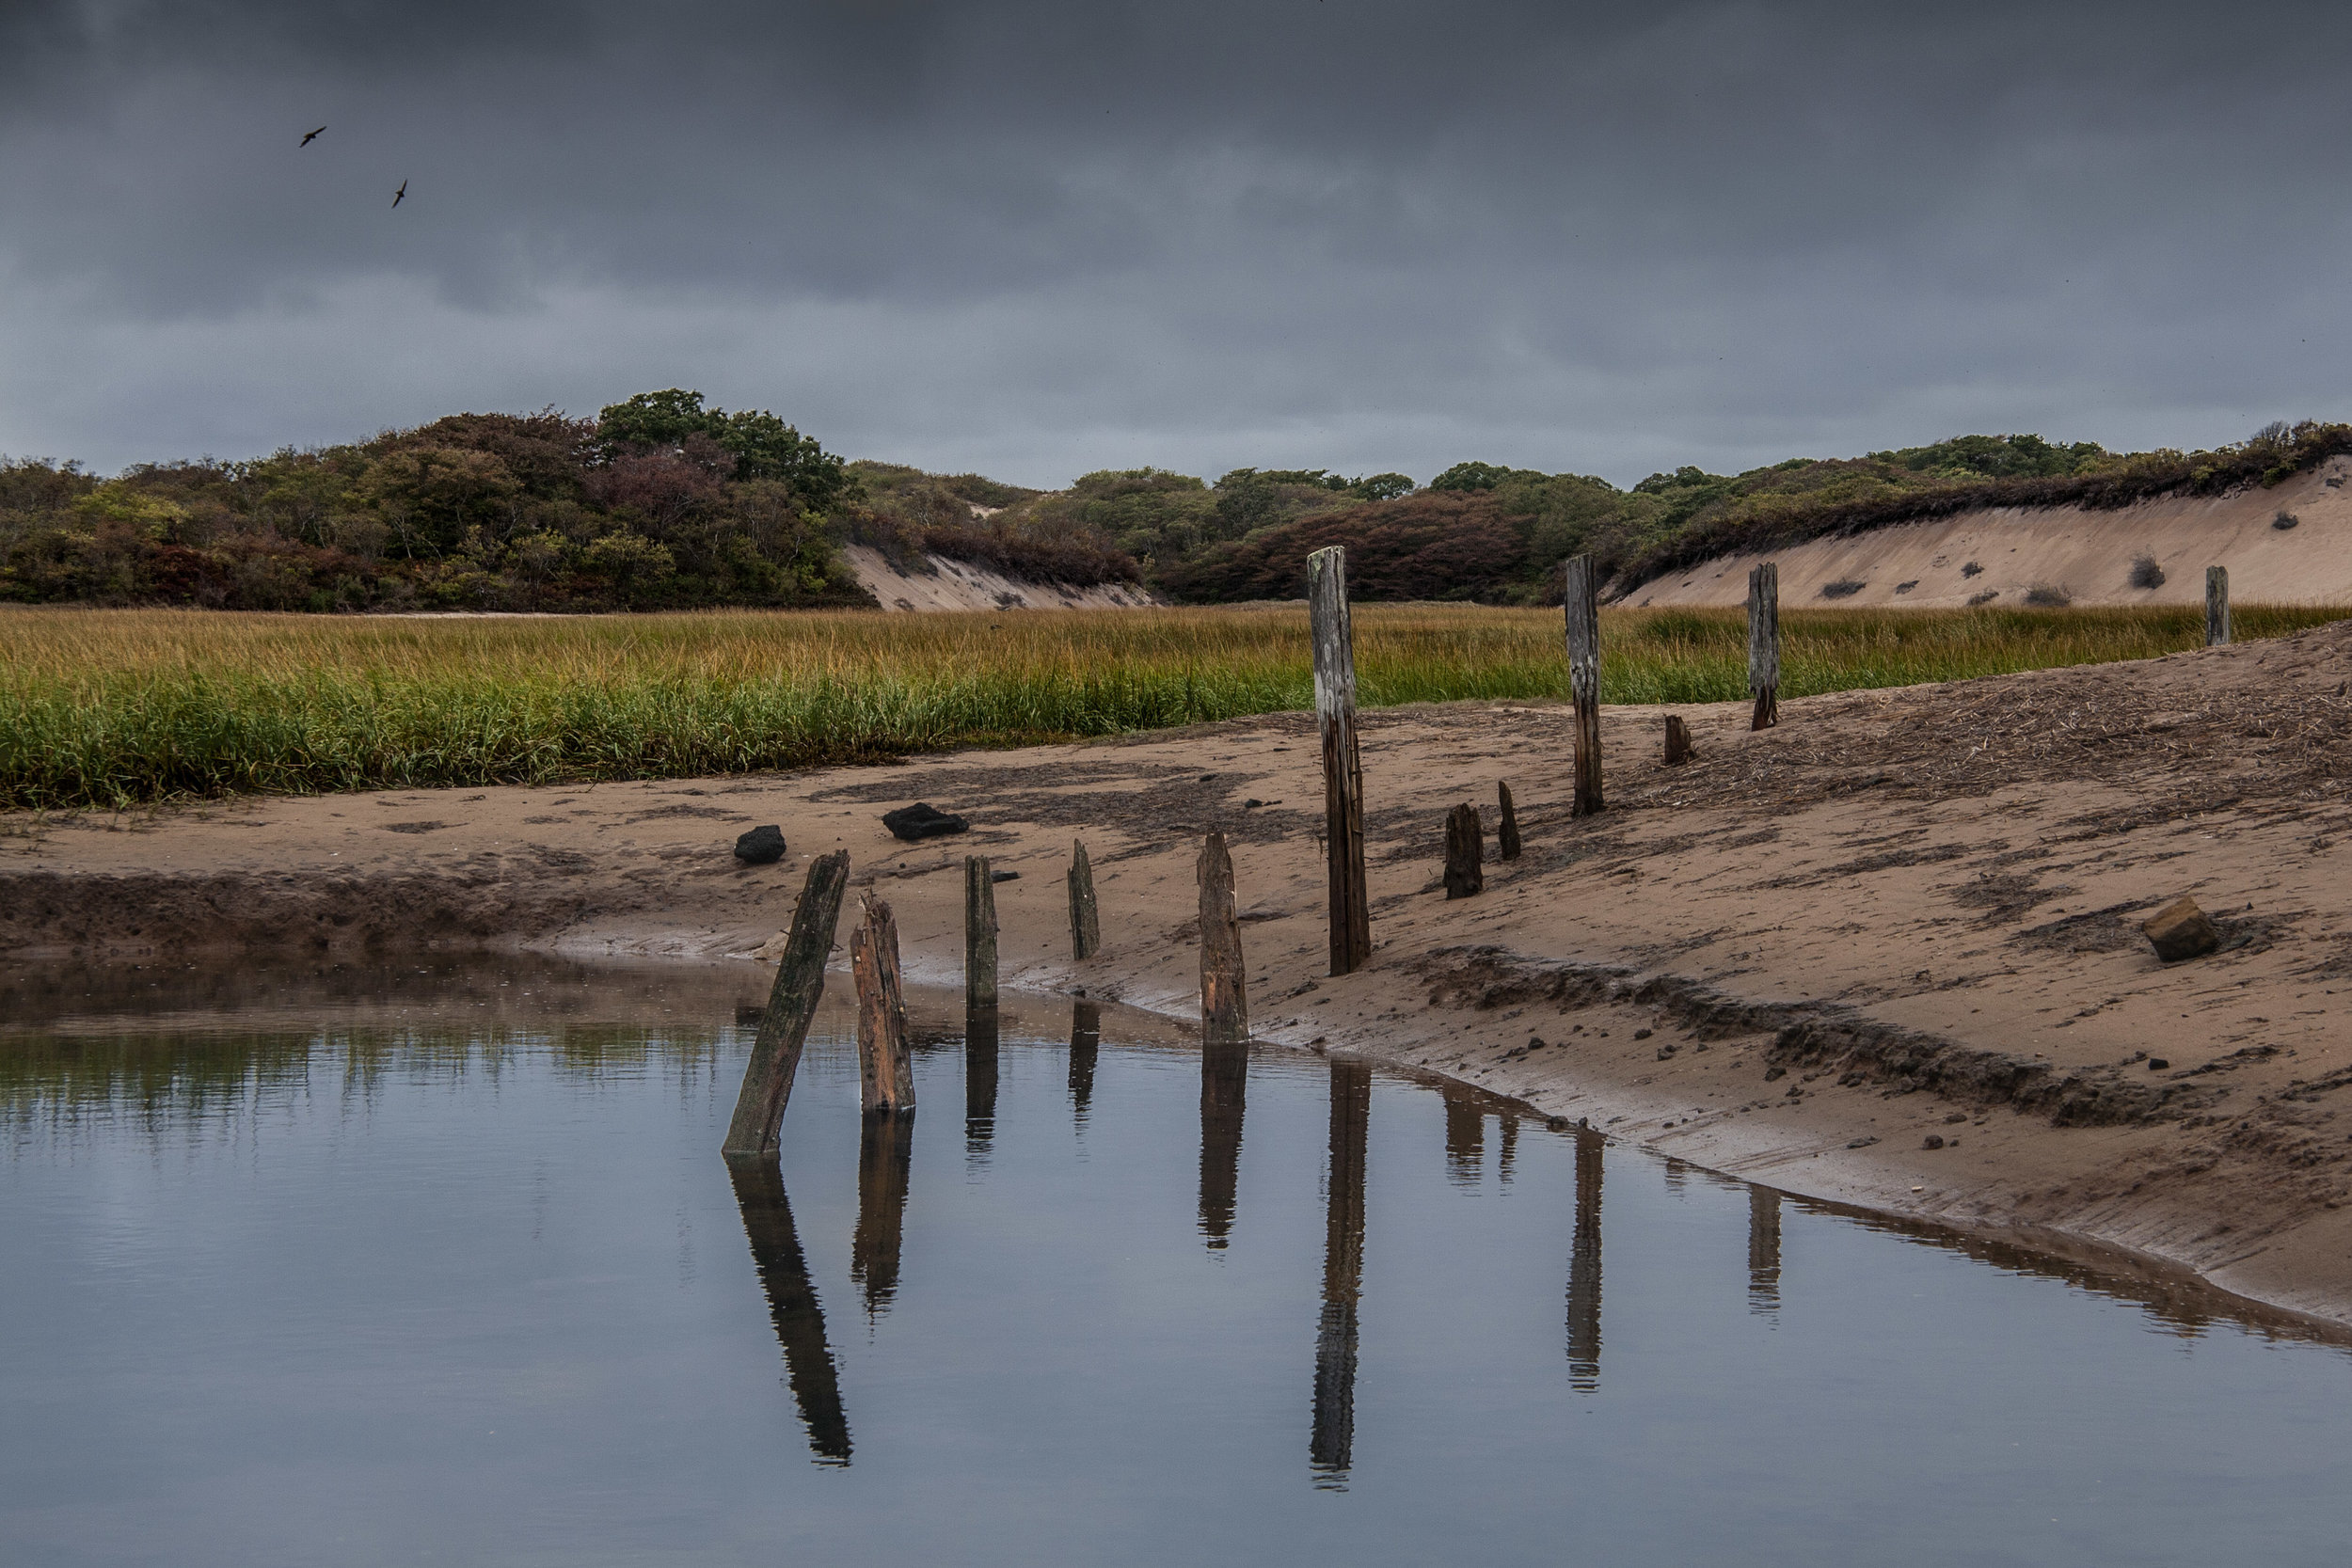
[299,126,325,147]
[392,180,406,208]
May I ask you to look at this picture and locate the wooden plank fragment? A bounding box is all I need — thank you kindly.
[1067,838,1101,960]
[722,849,850,1158]
[1307,546,1373,975]
[1198,831,1249,1046]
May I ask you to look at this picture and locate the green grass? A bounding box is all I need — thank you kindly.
[1,602,2341,811]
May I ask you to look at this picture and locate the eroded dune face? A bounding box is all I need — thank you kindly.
[840,545,1160,612]
[1629,455,2352,610]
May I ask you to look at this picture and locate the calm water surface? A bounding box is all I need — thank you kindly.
[5,958,2352,1567]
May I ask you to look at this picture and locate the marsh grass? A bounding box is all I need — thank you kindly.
[2,602,2343,809]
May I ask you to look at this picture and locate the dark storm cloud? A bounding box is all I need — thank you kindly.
[6,1,2352,482]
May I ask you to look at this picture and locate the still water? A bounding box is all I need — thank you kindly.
[6,958,2352,1567]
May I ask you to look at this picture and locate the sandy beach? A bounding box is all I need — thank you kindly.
[11,620,2352,1324]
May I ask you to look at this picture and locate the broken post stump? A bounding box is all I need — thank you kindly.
[723,849,851,1158]
[1748,561,1780,730]
[1563,553,1602,816]
[964,855,999,1009]
[2206,565,2231,647]
[1198,831,1249,1045]
[1663,714,1693,765]
[1067,837,1101,960]
[1308,546,1372,976]
[1443,803,1484,899]
[2142,895,2221,962]
[850,895,915,1117]
[1496,782,1522,861]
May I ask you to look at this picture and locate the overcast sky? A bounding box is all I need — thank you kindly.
[4,0,2348,488]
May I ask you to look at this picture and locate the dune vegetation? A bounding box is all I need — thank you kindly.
[2,601,2343,811]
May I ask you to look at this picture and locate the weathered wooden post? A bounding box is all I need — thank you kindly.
[1496,782,1522,861]
[850,895,915,1118]
[1748,562,1780,730]
[723,850,850,1158]
[1198,831,1249,1045]
[1067,838,1101,960]
[1563,554,1603,816]
[1663,715,1693,765]
[963,855,999,1008]
[1443,803,1484,899]
[2206,565,2231,647]
[1307,546,1372,975]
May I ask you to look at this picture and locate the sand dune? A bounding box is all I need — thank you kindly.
[843,545,1160,612]
[1629,453,2352,610]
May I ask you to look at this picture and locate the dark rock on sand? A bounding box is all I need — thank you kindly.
[733,825,787,864]
[883,803,970,842]
[2141,895,2220,962]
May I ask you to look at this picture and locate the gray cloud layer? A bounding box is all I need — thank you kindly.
[5,1,2349,483]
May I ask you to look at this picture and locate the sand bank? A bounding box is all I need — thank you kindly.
[10,624,2352,1323]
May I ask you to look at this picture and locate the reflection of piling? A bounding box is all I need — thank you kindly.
[1443,1091,1485,1186]
[1311,1058,1372,1485]
[723,851,850,1158]
[1199,1038,1248,1248]
[727,1159,851,1465]
[964,1003,999,1160]
[850,1112,914,1318]
[1566,1131,1602,1390]
[1747,1187,1782,1315]
[1068,1000,1101,1127]
[1496,1111,1518,1185]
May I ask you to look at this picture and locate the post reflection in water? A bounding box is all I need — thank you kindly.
[1311,1059,1373,1487]
[1442,1092,1485,1187]
[1748,1186,1783,1315]
[1565,1131,1602,1391]
[725,1158,852,1465]
[965,1004,1000,1161]
[1496,1111,1518,1185]
[1198,1039,1248,1249]
[851,1112,914,1318]
[1068,1001,1101,1128]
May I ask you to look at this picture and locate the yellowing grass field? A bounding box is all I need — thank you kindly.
[1,602,2342,810]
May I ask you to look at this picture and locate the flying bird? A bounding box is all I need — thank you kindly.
[392,180,406,208]
[299,126,325,147]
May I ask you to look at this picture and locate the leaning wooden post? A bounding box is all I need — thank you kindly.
[1747,562,1780,730]
[964,855,999,1009]
[2206,565,2231,647]
[1496,782,1522,862]
[723,850,851,1158]
[1307,546,1372,975]
[1443,803,1484,899]
[1563,554,1603,816]
[850,895,915,1118]
[1067,838,1101,960]
[1198,831,1249,1045]
[1663,715,1693,765]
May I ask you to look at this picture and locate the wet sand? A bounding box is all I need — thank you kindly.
[10,621,2352,1322]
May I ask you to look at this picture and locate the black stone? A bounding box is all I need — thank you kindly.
[990,869,1019,883]
[2148,1057,2170,1071]
[882,802,970,842]
[733,825,787,864]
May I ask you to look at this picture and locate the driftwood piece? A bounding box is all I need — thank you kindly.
[1496,781,1522,861]
[963,855,999,1008]
[850,895,915,1118]
[1443,803,1484,899]
[1563,554,1602,816]
[722,849,850,1158]
[2206,565,2231,647]
[1748,561,1780,730]
[1308,546,1373,975]
[1663,714,1694,765]
[1198,831,1249,1045]
[1067,838,1101,960]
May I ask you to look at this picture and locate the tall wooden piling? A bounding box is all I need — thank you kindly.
[1748,562,1780,730]
[963,855,999,1009]
[1443,803,1484,899]
[1663,714,1693,766]
[2206,565,2231,647]
[1307,546,1372,975]
[722,850,850,1159]
[1198,831,1249,1046]
[1496,782,1522,861]
[850,895,915,1118]
[1067,838,1101,960]
[1563,554,1603,816]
